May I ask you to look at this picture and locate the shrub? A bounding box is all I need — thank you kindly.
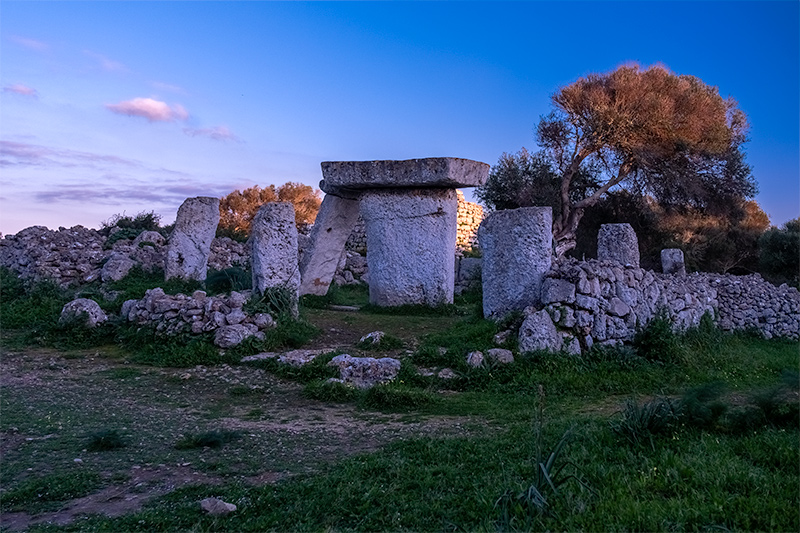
[632,309,679,363]
[303,379,360,403]
[205,267,251,294]
[677,382,728,430]
[86,429,127,452]
[101,211,162,235]
[174,430,240,450]
[0,469,102,513]
[759,218,800,286]
[360,383,438,411]
[611,396,680,448]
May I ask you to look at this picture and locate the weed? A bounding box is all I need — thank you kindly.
[678,381,728,430]
[174,430,241,450]
[611,396,680,449]
[116,325,233,367]
[303,379,361,403]
[356,332,404,351]
[86,429,127,452]
[244,286,297,318]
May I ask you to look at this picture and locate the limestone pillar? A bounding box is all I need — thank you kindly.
[250,202,300,316]
[479,207,552,319]
[165,196,219,281]
[299,194,361,296]
[661,248,686,275]
[360,188,458,307]
[598,223,640,267]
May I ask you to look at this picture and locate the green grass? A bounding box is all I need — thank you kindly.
[0,468,103,514]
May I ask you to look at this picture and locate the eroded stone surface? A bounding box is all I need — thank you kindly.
[327,354,401,389]
[360,188,457,307]
[299,194,361,296]
[250,203,300,316]
[479,207,552,319]
[597,223,639,267]
[165,197,219,281]
[60,299,108,328]
[661,248,686,275]
[518,309,562,353]
[321,157,489,189]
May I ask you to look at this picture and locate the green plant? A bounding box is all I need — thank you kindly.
[633,308,679,363]
[245,286,297,318]
[303,379,360,403]
[360,383,438,411]
[205,267,252,294]
[174,430,241,450]
[86,429,127,452]
[677,382,728,430]
[356,332,404,351]
[496,386,593,528]
[611,396,680,449]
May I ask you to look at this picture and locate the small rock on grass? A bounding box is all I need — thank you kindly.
[466,351,484,368]
[200,497,237,516]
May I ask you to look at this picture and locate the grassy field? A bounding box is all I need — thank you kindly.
[1,268,798,531]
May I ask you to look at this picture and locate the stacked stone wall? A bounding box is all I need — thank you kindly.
[519,258,799,354]
[0,226,251,286]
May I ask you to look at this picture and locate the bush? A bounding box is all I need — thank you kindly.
[303,379,360,403]
[86,429,127,452]
[174,430,240,450]
[360,383,438,411]
[632,309,679,363]
[611,397,680,448]
[206,267,251,294]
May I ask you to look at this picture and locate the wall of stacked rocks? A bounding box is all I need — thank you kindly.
[519,258,799,354]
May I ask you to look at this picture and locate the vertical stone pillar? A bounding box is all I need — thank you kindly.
[165,196,219,281]
[479,207,552,319]
[251,202,300,316]
[661,248,686,275]
[360,188,457,307]
[299,194,361,296]
[598,223,640,267]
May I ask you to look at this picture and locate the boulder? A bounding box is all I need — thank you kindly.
[327,354,401,389]
[487,348,514,364]
[597,223,639,267]
[101,252,136,282]
[214,324,254,348]
[200,498,236,516]
[60,298,108,328]
[466,350,484,368]
[661,248,686,275]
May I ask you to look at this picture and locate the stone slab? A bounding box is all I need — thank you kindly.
[250,202,300,316]
[479,206,553,319]
[598,223,640,267]
[165,196,219,281]
[360,188,457,307]
[299,194,361,296]
[321,157,489,189]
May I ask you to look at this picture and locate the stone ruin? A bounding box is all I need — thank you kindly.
[165,196,220,281]
[299,157,489,306]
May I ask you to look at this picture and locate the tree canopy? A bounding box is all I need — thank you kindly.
[218,182,322,240]
[528,63,756,256]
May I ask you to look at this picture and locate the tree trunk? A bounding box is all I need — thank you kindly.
[553,206,584,258]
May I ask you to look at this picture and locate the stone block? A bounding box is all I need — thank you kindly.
[360,188,457,307]
[479,207,552,319]
[597,223,640,267]
[661,248,686,275]
[165,197,219,281]
[541,278,576,304]
[250,202,300,316]
[518,309,562,353]
[321,157,489,189]
[299,194,361,296]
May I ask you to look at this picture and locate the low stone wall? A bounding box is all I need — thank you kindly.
[0,226,251,286]
[518,258,799,354]
[121,288,275,347]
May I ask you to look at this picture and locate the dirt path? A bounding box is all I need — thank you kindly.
[0,347,488,531]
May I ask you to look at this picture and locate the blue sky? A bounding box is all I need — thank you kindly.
[1,1,798,234]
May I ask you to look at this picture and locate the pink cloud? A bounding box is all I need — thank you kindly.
[84,50,128,73]
[3,84,38,97]
[105,98,189,122]
[8,35,48,51]
[183,125,242,142]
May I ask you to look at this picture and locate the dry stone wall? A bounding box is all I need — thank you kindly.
[0,225,251,286]
[518,258,799,354]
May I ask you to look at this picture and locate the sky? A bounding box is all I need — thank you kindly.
[1,0,798,235]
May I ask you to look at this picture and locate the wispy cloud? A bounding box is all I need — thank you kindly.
[84,50,128,73]
[2,84,38,98]
[0,140,190,179]
[105,97,189,122]
[151,81,187,95]
[183,125,242,143]
[7,35,49,52]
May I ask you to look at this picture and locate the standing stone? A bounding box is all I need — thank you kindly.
[597,223,639,267]
[360,188,458,307]
[299,194,361,296]
[251,202,300,316]
[661,248,686,275]
[165,197,219,281]
[479,207,552,319]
